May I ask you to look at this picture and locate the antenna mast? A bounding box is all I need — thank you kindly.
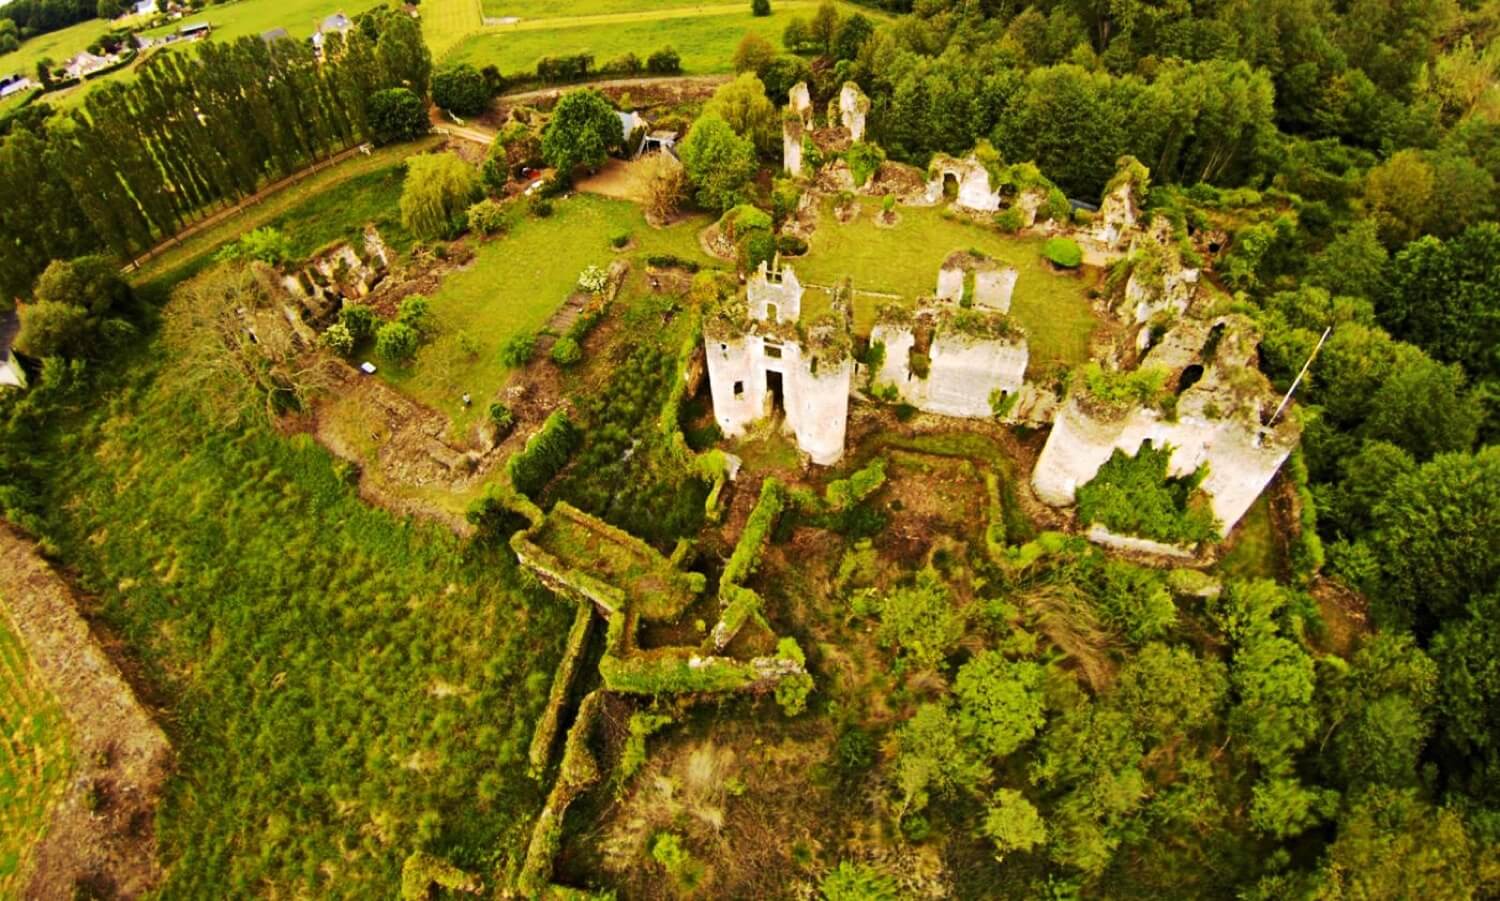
[1268,325,1331,426]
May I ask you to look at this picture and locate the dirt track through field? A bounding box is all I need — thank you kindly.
[0,525,171,900]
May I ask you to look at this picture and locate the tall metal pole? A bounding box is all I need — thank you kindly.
[1269,325,1332,426]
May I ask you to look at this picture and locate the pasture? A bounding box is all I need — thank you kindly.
[442,2,873,75]
[137,0,391,45]
[0,617,70,897]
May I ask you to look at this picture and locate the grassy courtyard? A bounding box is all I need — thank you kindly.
[0,617,71,896]
[378,194,713,432]
[443,2,871,74]
[795,198,1101,368]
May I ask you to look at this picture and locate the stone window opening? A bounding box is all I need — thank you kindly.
[733,380,744,398]
[766,302,779,321]
[764,341,783,360]
[1176,364,1204,394]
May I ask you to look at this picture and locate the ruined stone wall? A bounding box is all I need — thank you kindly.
[838,82,868,142]
[1031,397,1295,534]
[974,268,1018,313]
[924,157,1001,211]
[783,115,804,178]
[705,335,763,439]
[704,331,850,464]
[746,262,802,323]
[870,323,1027,420]
[784,354,852,464]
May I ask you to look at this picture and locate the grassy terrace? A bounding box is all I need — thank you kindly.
[529,503,701,621]
[795,197,1100,368]
[380,193,713,433]
[0,617,70,895]
[444,2,874,74]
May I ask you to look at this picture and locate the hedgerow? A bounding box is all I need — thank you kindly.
[508,410,580,498]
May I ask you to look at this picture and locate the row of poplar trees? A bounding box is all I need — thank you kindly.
[0,10,431,300]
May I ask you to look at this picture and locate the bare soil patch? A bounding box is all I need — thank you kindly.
[0,525,171,901]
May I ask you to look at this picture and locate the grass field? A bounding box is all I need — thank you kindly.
[32,350,568,895]
[795,198,1100,368]
[0,18,115,82]
[378,194,712,432]
[481,0,734,19]
[443,2,867,74]
[138,0,391,45]
[131,137,441,292]
[422,0,486,57]
[0,616,71,897]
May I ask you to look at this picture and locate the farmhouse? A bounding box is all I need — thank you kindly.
[63,52,112,80]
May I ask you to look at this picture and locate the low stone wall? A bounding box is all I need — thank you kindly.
[1085,524,1196,560]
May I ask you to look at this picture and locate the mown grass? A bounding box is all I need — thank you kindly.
[794,198,1101,368]
[130,137,440,293]
[0,616,71,896]
[378,193,711,434]
[443,3,868,74]
[32,351,568,896]
[481,0,734,20]
[422,0,486,57]
[138,0,392,45]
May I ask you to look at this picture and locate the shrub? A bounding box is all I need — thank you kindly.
[397,295,430,332]
[995,206,1025,233]
[644,253,700,272]
[821,862,899,901]
[321,322,355,356]
[776,671,814,716]
[216,227,293,265]
[846,141,885,187]
[741,232,776,272]
[776,234,808,256]
[577,264,609,293]
[508,410,579,497]
[650,832,704,890]
[550,336,582,366]
[1044,236,1083,267]
[339,304,378,340]
[1075,442,1220,545]
[501,332,537,367]
[752,0,771,14]
[488,402,515,432]
[466,198,508,235]
[529,197,553,218]
[609,228,631,249]
[375,321,420,362]
[646,47,681,75]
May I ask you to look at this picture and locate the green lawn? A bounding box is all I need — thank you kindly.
[139,0,391,44]
[794,198,1101,368]
[379,194,712,433]
[443,3,866,73]
[422,0,486,57]
[0,617,71,897]
[481,0,732,19]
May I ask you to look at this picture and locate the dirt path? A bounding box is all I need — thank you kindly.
[0,525,172,900]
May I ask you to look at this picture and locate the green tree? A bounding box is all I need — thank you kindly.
[375,12,432,96]
[541,88,623,175]
[1249,776,1340,839]
[432,64,490,117]
[834,13,874,61]
[376,320,419,361]
[1311,219,1388,302]
[1113,642,1228,743]
[679,114,758,213]
[1368,447,1500,630]
[1381,223,1500,383]
[953,651,1046,759]
[890,703,987,819]
[758,55,812,104]
[751,0,771,15]
[1317,788,1482,901]
[399,152,481,240]
[33,255,131,316]
[1431,593,1500,801]
[1365,150,1436,246]
[1320,632,1437,791]
[368,87,428,144]
[16,301,91,358]
[874,569,965,669]
[734,32,775,73]
[808,1,841,55]
[703,72,780,155]
[1361,352,1482,460]
[982,788,1047,860]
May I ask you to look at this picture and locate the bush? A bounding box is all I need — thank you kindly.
[375,321,420,362]
[609,228,631,248]
[646,47,681,75]
[846,141,885,187]
[321,322,355,356]
[644,253,700,272]
[741,232,776,272]
[508,410,580,497]
[529,197,553,218]
[995,206,1025,233]
[1043,236,1083,268]
[397,295,430,332]
[550,336,583,367]
[776,234,808,256]
[369,87,429,145]
[752,0,771,14]
[339,304,378,340]
[467,199,508,235]
[1075,442,1220,545]
[501,332,537,367]
[432,63,490,117]
[577,264,609,293]
[821,862,899,901]
[488,402,515,432]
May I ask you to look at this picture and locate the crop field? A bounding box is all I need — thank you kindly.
[378,193,712,431]
[0,616,71,896]
[30,349,570,896]
[796,198,1101,368]
[443,2,871,74]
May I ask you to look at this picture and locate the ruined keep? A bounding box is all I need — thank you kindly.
[782,81,870,179]
[1031,315,1300,536]
[704,263,854,465]
[870,302,1028,419]
[835,81,869,142]
[1122,218,1202,330]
